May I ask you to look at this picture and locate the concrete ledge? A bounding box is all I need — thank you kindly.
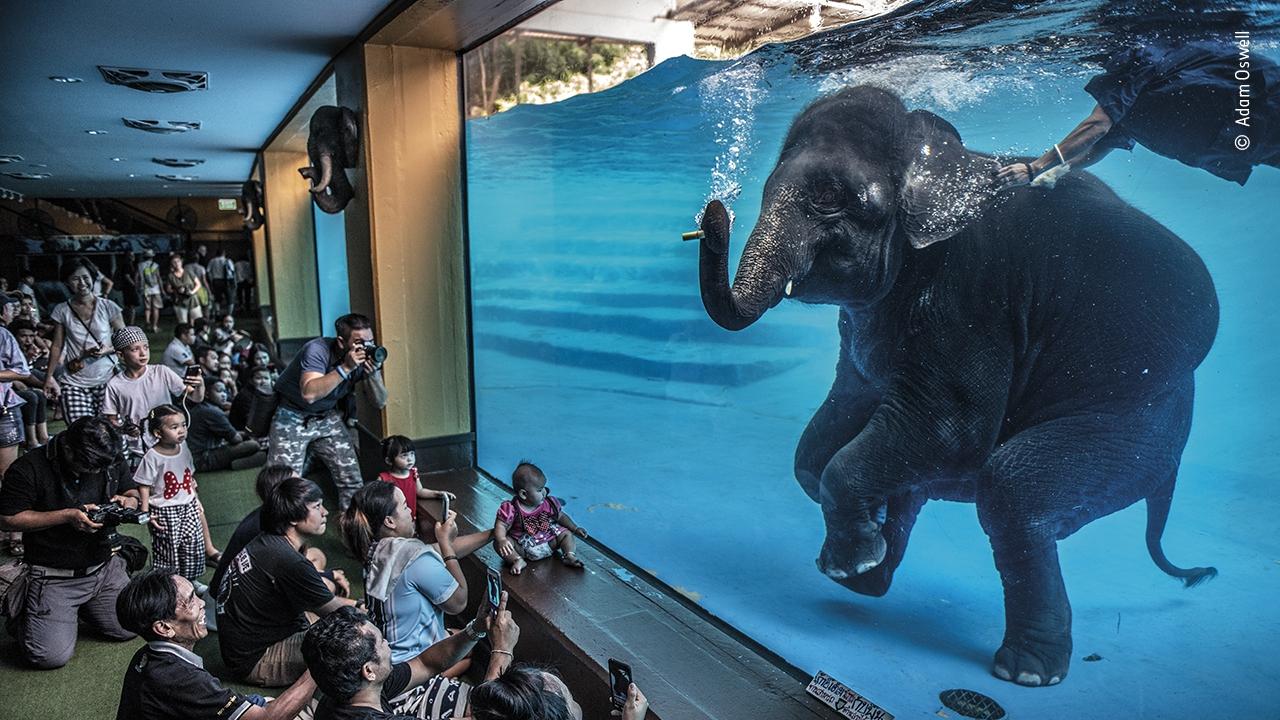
[416,469,835,720]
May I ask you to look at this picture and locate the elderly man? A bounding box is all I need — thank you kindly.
[115,569,316,720]
[0,417,139,668]
[302,593,519,720]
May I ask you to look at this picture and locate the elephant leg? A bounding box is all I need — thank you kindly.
[795,390,879,503]
[795,309,881,503]
[977,379,1194,687]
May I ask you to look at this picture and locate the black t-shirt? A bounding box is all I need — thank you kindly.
[210,507,261,598]
[274,337,367,416]
[116,642,253,720]
[315,663,416,720]
[187,401,239,454]
[1084,41,1278,185]
[0,438,136,569]
[216,533,335,678]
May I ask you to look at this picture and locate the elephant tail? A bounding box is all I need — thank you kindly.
[1145,473,1218,588]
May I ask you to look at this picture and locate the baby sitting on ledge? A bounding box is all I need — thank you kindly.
[493,461,588,575]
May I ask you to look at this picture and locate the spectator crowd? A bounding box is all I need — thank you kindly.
[0,253,654,720]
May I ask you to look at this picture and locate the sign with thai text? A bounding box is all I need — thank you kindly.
[806,671,894,720]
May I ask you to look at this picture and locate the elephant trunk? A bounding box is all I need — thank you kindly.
[698,195,800,331]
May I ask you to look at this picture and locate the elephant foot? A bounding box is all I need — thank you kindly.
[991,629,1070,687]
[817,519,887,580]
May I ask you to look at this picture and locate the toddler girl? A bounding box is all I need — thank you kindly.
[378,435,455,522]
[493,461,587,575]
[135,403,208,590]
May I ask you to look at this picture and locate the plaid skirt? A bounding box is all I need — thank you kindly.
[60,383,107,423]
[150,501,206,580]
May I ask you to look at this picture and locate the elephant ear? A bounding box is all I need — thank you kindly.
[898,109,1000,249]
[338,107,360,169]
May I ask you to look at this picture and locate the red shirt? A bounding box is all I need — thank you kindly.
[378,468,419,519]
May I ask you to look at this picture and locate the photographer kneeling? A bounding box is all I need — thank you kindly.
[0,417,141,668]
[269,313,387,511]
[115,569,317,720]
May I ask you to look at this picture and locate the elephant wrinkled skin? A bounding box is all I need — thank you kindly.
[696,86,1219,686]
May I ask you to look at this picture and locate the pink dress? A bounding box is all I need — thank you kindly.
[495,497,566,547]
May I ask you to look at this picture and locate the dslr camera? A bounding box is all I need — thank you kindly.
[87,501,150,527]
[357,339,388,365]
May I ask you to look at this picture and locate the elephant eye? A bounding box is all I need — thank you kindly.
[811,182,845,214]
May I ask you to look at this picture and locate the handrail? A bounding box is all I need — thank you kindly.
[106,198,184,232]
[0,202,73,236]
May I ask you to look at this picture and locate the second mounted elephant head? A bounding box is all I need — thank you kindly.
[698,85,1001,330]
[298,105,360,214]
[240,179,264,230]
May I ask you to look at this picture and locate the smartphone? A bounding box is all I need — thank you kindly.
[608,659,632,710]
[439,493,450,523]
[184,365,201,380]
[485,567,502,614]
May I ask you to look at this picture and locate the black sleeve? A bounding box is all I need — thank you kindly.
[278,552,335,612]
[381,663,414,702]
[156,664,253,720]
[111,458,138,495]
[0,457,37,516]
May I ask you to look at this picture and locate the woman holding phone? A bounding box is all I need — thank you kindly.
[340,481,491,667]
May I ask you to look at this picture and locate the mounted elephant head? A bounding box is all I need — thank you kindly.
[240,179,264,230]
[298,105,360,214]
[698,85,1000,330]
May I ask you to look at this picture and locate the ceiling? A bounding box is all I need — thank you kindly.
[0,1,396,199]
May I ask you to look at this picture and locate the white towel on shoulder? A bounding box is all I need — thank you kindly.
[365,537,439,602]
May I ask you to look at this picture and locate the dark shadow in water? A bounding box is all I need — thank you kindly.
[812,596,994,668]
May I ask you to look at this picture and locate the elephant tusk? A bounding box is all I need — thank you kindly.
[310,154,333,195]
[784,280,793,297]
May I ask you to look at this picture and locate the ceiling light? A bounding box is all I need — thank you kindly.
[99,66,208,93]
[85,129,108,135]
[156,173,199,182]
[111,157,126,162]
[49,75,83,83]
[0,155,22,164]
[152,158,205,168]
[122,118,201,134]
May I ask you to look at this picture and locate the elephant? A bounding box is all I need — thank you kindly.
[298,105,359,214]
[240,179,264,230]
[695,85,1219,686]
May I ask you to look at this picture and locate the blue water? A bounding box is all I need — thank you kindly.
[466,2,1280,717]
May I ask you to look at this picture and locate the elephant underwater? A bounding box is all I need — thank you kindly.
[694,85,1219,687]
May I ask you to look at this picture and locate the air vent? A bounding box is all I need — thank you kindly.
[152,158,205,168]
[0,155,23,164]
[156,174,199,182]
[122,118,202,134]
[3,172,51,180]
[99,66,208,93]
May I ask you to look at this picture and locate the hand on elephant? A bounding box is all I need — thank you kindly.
[995,161,1035,188]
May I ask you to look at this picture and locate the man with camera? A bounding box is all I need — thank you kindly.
[0,417,143,668]
[268,313,387,511]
